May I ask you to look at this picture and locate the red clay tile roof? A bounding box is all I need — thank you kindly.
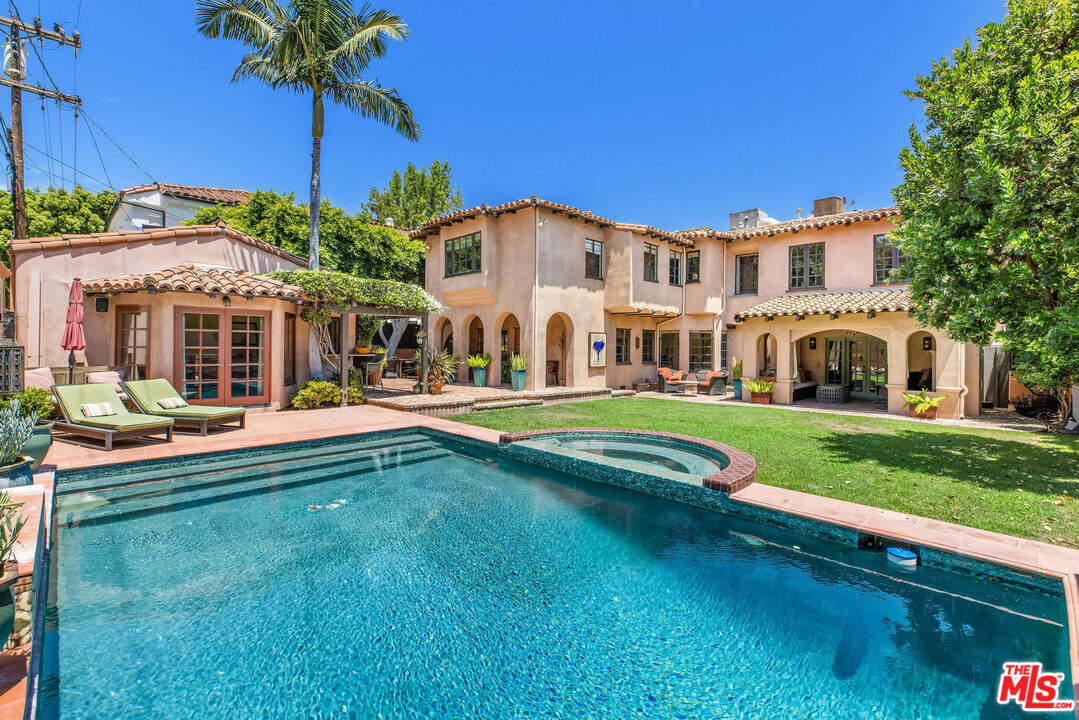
[9,221,308,267]
[120,183,252,206]
[410,196,693,246]
[83,263,304,300]
[734,288,912,321]
[723,207,900,241]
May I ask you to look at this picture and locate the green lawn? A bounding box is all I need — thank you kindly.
[455,397,1079,548]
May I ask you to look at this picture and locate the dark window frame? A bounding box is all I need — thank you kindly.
[873,233,909,285]
[643,242,659,282]
[719,330,728,371]
[669,250,683,287]
[641,329,656,364]
[788,241,825,291]
[615,328,631,364]
[445,231,482,277]
[735,252,759,295]
[685,250,701,284]
[585,238,604,279]
[284,312,296,386]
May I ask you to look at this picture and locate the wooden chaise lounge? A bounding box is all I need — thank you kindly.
[52,384,173,451]
[122,379,246,436]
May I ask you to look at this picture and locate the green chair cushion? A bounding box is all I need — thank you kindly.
[124,379,246,420]
[53,383,173,430]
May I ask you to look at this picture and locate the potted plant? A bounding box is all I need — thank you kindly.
[466,353,491,388]
[367,347,388,385]
[744,378,776,405]
[0,491,26,646]
[0,401,36,489]
[731,359,743,398]
[902,389,945,420]
[354,315,381,354]
[510,353,528,391]
[424,349,459,395]
[2,388,56,473]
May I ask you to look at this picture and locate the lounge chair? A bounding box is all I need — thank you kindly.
[122,379,246,436]
[52,383,173,451]
[657,367,684,393]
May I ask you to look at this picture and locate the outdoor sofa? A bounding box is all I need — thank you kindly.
[52,383,173,451]
[696,371,728,395]
[123,379,246,436]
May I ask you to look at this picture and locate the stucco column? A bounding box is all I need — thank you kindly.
[886,328,908,414]
[774,326,793,404]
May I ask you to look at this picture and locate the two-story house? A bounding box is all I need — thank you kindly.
[417,195,982,419]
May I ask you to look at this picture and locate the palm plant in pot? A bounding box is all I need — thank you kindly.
[424,349,459,395]
[902,389,945,420]
[2,388,56,472]
[731,359,743,398]
[0,401,37,488]
[0,491,26,645]
[509,353,528,391]
[744,378,776,405]
[466,353,491,388]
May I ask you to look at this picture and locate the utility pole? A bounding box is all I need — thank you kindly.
[1,14,80,240]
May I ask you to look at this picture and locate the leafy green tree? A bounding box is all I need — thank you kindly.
[0,185,117,261]
[186,189,425,281]
[362,159,463,229]
[196,0,421,270]
[892,0,1079,425]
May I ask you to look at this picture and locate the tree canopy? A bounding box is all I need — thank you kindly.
[186,189,425,281]
[0,185,117,257]
[362,159,462,229]
[892,0,1079,420]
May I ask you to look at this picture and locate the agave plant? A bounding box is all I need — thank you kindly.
[743,378,776,394]
[426,349,460,384]
[0,401,37,466]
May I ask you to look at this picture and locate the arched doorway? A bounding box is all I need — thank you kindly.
[545,313,572,387]
[434,317,453,355]
[907,331,935,391]
[466,316,485,383]
[498,313,521,385]
[757,333,777,378]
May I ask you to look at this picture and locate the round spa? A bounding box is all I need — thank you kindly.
[526,431,730,476]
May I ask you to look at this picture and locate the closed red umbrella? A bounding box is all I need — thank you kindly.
[60,279,85,383]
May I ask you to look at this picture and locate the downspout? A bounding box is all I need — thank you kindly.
[957,342,968,419]
[532,198,539,390]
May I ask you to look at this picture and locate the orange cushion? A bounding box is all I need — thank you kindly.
[657,367,672,379]
[669,371,684,381]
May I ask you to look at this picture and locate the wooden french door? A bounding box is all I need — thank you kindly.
[176,309,271,406]
[825,337,887,400]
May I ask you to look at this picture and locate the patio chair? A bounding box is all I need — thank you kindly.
[122,379,246,436]
[657,368,684,393]
[52,383,173,451]
[697,371,728,396]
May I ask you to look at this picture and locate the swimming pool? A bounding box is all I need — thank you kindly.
[41,430,1072,719]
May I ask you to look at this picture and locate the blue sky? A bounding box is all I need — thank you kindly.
[17,0,1004,230]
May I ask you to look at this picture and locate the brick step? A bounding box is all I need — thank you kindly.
[472,399,545,412]
[610,389,636,398]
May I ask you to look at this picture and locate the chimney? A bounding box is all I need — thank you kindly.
[813,196,845,217]
[796,208,803,219]
[729,208,777,231]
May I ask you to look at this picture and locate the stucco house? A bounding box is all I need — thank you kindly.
[9,221,310,409]
[106,183,252,232]
[417,195,986,419]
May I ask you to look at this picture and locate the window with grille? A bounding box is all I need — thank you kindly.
[686,250,700,283]
[116,306,150,381]
[659,331,679,368]
[615,328,631,364]
[641,329,655,364]
[735,253,758,294]
[689,331,712,373]
[669,251,682,286]
[284,312,296,385]
[643,242,658,282]
[873,234,909,284]
[445,232,482,276]
[585,238,603,279]
[789,242,824,290]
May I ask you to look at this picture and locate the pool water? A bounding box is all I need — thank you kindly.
[41,431,1071,719]
[525,431,729,476]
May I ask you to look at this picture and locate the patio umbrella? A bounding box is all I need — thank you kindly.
[60,279,85,384]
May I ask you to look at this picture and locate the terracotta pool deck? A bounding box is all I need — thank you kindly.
[12,402,1079,717]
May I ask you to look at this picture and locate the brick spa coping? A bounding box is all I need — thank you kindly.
[498,427,758,494]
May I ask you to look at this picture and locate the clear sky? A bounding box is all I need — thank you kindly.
[14,0,1005,230]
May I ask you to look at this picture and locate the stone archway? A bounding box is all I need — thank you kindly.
[544,313,573,387]
[464,315,485,384]
[907,330,936,391]
[434,316,454,356]
[497,313,521,385]
[757,332,777,377]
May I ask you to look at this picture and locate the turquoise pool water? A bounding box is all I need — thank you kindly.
[41,431,1071,719]
[524,431,730,476]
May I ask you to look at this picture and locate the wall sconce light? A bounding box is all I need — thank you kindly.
[536,217,548,228]
[808,337,816,350]
[922,336,933,351]
[635,335,640,349]
[222,296,232,307]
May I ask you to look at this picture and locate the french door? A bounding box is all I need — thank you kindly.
[176,309,271,405]
[824,337,887,400]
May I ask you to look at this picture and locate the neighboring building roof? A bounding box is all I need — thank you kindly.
[722,207,900,241]
[83,263,304,300]
[411,195,693,246]
[733,289,912,321]
[118,183,252,206]
[9,220,308,267]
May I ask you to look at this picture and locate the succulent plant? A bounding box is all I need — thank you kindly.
[0,401,37,466]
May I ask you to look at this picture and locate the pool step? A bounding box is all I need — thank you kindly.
[56,432,434,496]
[60,445,451,527]
[56,439,440,513]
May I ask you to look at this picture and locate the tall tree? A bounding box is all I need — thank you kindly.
[892,0,1079,425]
[196,0,421,269]
[0,185,117,260]
[362,159,462,229]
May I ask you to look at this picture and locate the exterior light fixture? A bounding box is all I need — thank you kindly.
[922,336,933,351]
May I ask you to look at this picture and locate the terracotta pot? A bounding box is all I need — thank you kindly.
[911,406,938,420]
[429,381,444,395]
[355,346,371,354]
[750,392,773,405]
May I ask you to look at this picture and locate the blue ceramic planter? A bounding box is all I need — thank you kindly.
[0,458,32,490]
[473,367,487,388]
[511,369,526,392]
[732,379,742,398]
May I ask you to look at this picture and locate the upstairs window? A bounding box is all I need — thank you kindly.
[669,251,683,286]
[686,250,700,283]
[735,253,758,294]
[641,329,655,363]
[585,238,603,279]
[643,242,658,282]
[874,234,909,284]
[789,242,824,290]
[615,328,631,364]
[445,232,481,276]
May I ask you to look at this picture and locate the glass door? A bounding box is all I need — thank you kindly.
[178,310,270,406]
[824,339,844,385]
[848,339,867,398]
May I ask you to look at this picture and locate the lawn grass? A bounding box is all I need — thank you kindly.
[455,397,1079,548]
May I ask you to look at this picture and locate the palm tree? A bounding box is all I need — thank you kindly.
[196,0,421,269]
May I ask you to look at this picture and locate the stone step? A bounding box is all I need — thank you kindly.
[472,399,545,412]
[610,389,636,398]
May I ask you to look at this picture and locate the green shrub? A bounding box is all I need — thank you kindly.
[1,387,56,423]
[291,379,364,409]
